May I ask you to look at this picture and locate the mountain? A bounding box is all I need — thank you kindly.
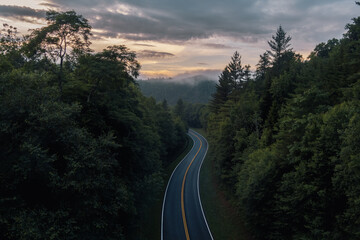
[137,76,216,105]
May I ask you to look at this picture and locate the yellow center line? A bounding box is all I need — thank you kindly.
[181,132,202,240]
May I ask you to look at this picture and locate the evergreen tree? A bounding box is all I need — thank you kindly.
[267,25,292,64]
[226,51,245,89]
[174,98,185,121]
[210,69,233,113]
[256,52,271,80]
[210,51,248,113]
[207,5,360,239]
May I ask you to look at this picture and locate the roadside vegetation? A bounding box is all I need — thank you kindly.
[0,11,188,240]
[207,3,360,239]
[139,134,192,240]
[2,2,360,240]
[194,128,253,240]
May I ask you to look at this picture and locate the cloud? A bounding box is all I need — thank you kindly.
[43,0,359,46]
[39,2,60,8]
[46,0,270,42]
[172,69,221,82]
[203,43,231,49]
[133,43,156,47]
[137,50,175,58]
[0,5,46,23]
[3,0,358,72]
[89,10,212,42]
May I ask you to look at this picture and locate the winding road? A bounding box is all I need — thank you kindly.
[162,129,213,240]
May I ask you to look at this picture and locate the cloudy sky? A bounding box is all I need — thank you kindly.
[0,0,358,79]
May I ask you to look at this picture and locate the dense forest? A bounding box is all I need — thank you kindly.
[138,77,216,105]
[208,4,360,239]
[0,11,187,239]
[172,98,209,129]
[2,3,360,240]
[138,78,212,129]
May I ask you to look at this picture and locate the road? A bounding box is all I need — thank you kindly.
[162,129,213,240]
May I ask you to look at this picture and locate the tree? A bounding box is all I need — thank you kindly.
[26,10,92,94]
[210,69,233,113]
[0,24,25,69]
[99,45,140,78]
[311,38,340,58]
[227,51,246,89]
[267,25,292,63]
[73,45,141,102]
[0,24,21,54]
[0,10,188,239]
[256,52,271,79]
[174,98,185,121]
[210,51,249,113]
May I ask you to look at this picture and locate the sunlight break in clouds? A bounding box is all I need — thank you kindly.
[0,0,359,78]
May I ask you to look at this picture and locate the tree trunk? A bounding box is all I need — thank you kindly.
[59,56,63,97]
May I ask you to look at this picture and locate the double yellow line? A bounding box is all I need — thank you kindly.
[181,133,202,240]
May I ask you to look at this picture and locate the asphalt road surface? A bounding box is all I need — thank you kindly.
[162,129,213,240]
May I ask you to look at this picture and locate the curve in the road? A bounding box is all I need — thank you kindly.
[181,132,202,239]
[161,130,213,240]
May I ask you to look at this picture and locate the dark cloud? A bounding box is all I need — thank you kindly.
[134,43,156,47]
[6,1,359,45]
[137,50,175,58]
[0,5,46,23]
[46,0,270,41]
[203,43,231,49]
[45,0,357,44]
[89,10,213,41]
[39,2,60,8]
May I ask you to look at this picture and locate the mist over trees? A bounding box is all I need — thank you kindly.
[138,78,216,105]
[138,78,213,129]
[207,6,360,239]
[0,11,187,239]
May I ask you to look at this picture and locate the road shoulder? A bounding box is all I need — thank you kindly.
[195,128,254,240]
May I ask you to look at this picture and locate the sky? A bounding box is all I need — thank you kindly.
[0,0,358,79]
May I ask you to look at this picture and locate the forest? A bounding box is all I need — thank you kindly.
[207,3,360,239]
[1,3,360,240]
[138,78,216,105]
[0,11,187,239]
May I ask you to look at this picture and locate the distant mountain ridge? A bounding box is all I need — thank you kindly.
[137,75,216,105]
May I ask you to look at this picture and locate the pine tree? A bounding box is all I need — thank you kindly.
[267,25,292,64]
[256,52,271,79]
[227,51,245,89]
[210,70,232,113]
[210,51,248,113]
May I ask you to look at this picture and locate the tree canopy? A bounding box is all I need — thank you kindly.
[0,10,187,240]
[207,6,360,239]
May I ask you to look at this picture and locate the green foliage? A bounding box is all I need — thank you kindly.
[210,51,250,113]
[267,25,292,63]
[0,10,187,240]
[207,9,360,240]
[26,10,92,60]
[24,10,92,94]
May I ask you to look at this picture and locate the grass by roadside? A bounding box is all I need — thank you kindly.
[139,134,193,240]
[193,128,254,240]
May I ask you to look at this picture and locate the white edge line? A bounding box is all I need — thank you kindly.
[161,131,196,240]
[191,129,214,240]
